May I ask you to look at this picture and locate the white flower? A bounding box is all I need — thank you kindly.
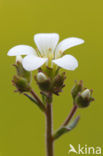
[7,33,84,71]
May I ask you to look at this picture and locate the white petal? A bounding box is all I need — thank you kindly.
[22,55,48,71]
[34,33,59,55]
[52,55,78,70]
[16,55,23,63]
[55,37,84,58]
[7,45,37,56]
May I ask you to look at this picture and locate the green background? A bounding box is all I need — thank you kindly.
[0,0,102,155]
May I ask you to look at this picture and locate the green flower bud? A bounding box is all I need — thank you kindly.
[75,89,94,108]
[12,76,30,93]
[71,81,94,108]
[36,72,51,92]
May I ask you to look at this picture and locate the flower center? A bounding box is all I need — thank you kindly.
[37,48,57,68]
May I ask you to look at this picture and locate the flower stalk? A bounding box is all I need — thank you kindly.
[62,104,78,126]
[30,88,46,112]
[45,93,54,156]
[53,104,79,141]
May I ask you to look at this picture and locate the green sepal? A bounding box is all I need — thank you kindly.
[71,80,83,99]
[75,95,90,108]
[24,93,45,112]
[42,66,59,79]
[53,116,80,140]
[42,67,54,79]
[12,75,30,92]
[37,79,51,92]
[52,72,66,95]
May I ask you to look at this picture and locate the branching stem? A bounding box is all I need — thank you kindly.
[30,89,77,156]
[30,88,46,112]
[62,104,78,126]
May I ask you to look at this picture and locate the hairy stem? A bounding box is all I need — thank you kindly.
[30,89,46,112]
[62,104,78,126]
[45,94,54,156]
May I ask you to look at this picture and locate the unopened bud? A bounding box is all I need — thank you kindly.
[37,72,47,83]
[75,88,94,108]
[12,76,30,93]
[72,81,94,108]
[36,72,51,91]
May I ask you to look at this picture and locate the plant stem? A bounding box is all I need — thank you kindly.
[45,94,54,156]
[30,89,46,112]
[62,104,78,126]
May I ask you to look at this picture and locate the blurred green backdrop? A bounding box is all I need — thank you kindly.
[0,0,103,155]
